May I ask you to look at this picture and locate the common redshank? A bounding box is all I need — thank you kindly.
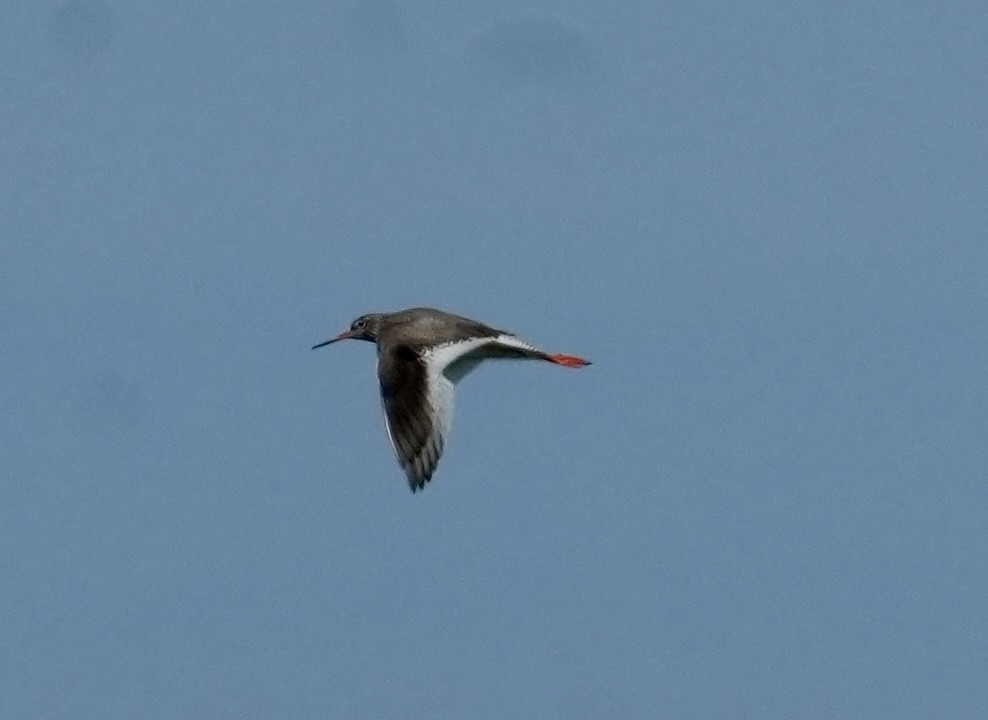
[313,307,590,491]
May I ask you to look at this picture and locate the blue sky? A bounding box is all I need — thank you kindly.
[2,2,986,717]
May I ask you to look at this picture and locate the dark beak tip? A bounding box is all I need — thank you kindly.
[312,330,354,350]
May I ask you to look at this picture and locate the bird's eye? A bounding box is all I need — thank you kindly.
[353,318,366,330]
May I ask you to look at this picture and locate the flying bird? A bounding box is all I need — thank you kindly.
[313,307,591,491]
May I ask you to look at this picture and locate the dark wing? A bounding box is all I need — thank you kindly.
[377,346,447,491]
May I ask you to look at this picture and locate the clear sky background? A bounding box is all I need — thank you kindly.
[2,2,986,718]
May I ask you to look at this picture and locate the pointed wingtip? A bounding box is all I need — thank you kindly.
[407,473,430,493]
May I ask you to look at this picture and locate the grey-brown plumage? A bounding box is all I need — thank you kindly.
[313,307,591,491]
[376,344,441,486]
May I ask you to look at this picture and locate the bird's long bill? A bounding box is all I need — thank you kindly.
[311,330,354,350]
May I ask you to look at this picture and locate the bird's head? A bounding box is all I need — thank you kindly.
[312,313,383,349]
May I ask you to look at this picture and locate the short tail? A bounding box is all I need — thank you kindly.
[545,353,591,368]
